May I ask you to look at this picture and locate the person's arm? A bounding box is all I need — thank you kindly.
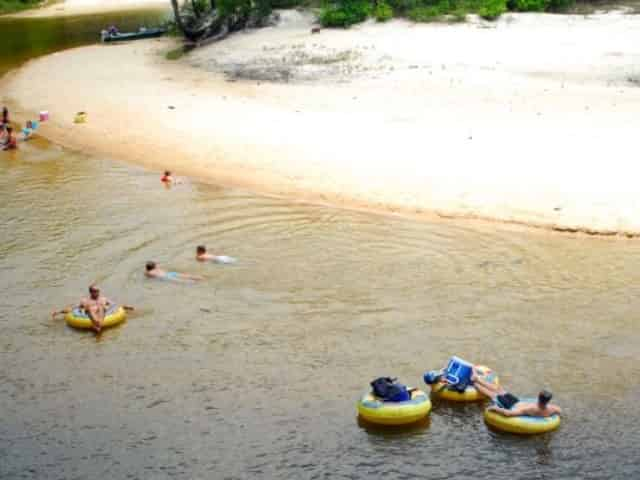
[51,307,71,319]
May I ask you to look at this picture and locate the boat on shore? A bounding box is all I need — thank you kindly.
[101,27,166,43]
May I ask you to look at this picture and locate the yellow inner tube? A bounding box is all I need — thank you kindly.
[431,365,499,402]
[357,388,432,426]
[484,398,561,435]
[65,305,126,330]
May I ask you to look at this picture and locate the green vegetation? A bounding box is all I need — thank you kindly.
[510,0,549,11]
[0,0,41,15]
[374,1,393,20]
[478,0,506,19]
[319,0,576,27]
[319,0,371,27]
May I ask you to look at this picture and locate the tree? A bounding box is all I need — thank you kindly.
[170,0,274,44]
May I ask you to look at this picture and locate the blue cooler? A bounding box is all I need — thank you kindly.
[445,356,473,386]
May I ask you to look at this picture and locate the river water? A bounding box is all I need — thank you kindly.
[1,9,640,480]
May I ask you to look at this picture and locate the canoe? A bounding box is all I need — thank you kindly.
[102,28,167,43]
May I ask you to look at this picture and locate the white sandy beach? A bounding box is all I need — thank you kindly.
[4,9,640,234]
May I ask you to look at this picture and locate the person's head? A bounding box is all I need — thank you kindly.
[164,170,171,177]
[197,245,206,255]
[26,120,32,128]
[88,284,100,299]
[2,107,7,118]
[538,390,552,407]
[6,126,12,135]
[146,261,157,272]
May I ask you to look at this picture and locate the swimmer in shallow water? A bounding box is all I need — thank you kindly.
[195,245,236,264]
[160,170,173,184]
[160,170,183,186]
[2,127,17,151]
[145,261,204,281]
[471,366,562,418]
[51,284,134,334]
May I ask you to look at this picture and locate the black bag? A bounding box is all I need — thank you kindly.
[371,377,410,402]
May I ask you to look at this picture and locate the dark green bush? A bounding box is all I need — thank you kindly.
[386,0,419,14]
[407,4,442,20]
[547,0,573,11]
[512,0,549,11]
[478,0,506,19]
[270,0,304,7]
[320,0,371,27]
[374,0,394,20]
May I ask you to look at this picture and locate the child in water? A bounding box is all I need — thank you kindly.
[161,170,174,184]
[22,120,37,140]
[145,261,204,282]
[196,245,236,264]
[2,127,17,150]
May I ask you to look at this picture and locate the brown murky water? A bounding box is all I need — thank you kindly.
[2,9,640,480]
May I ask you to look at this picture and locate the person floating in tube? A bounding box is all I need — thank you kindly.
[51,284,134,334]
[471,366,562,417]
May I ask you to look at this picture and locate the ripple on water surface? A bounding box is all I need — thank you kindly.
[1,142,640,479]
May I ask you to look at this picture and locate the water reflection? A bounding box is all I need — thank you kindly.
[0,8,170,78]
[357,415,431,437]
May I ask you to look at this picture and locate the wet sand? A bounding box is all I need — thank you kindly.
[4,10,640,234]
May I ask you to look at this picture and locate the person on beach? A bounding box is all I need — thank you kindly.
[196,245,236,264]
[2,127,17,150]
[145,261,204,281]
[471,367,561,417]
[22,120,37,140]
[1,107,8,127]
[51,285,134,334]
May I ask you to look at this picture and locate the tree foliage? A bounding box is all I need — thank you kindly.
[320,0,574,27]
[170,0,274,43]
